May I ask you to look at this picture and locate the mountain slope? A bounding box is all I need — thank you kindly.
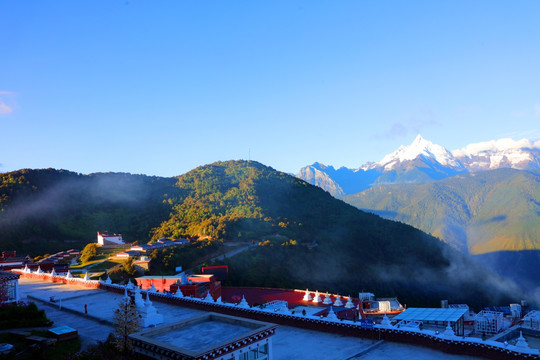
[153,161,521,307]
[0,169,177,254]
[343,168,540,254]
[296,163,380,197]
[0,162,525,307]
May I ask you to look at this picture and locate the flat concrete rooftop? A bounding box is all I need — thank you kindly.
[18,278,484,360]
[132,313,276,358]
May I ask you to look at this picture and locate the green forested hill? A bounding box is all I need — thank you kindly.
[152,161,520,307]
[0,169,177,254]
[343,168,540,254]
[0,163,524,307]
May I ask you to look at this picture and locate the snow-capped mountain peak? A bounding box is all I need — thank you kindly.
[369,134,463,170]
[452,138,540,170]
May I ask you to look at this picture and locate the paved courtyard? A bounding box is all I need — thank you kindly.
[18,278,483,359]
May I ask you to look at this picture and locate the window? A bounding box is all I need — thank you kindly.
[6,281,16,302]
[237,344,268,360]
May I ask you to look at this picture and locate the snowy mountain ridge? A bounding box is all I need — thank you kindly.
[364,134,464,171]
[297,135,540,196]
[452,138,540,171]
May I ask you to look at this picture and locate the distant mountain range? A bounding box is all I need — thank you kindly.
[297,135,540,197]
[343,168,540,254]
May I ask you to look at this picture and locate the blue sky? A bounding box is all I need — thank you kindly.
[1,1,540,176]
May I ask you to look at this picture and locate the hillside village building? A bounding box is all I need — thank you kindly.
[136,273,222,299]
[97,231,125,246]
[0,251,31,270]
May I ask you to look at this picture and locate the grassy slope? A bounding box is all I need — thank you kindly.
[343,169,540,254]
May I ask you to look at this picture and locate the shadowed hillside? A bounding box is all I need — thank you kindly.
[153,161,523,308]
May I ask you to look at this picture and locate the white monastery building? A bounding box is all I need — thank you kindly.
[97,231,125,246]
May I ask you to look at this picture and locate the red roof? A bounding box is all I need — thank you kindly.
[222,287,366,319]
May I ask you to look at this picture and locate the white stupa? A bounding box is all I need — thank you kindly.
[144,291,153,306]
[104,275,112,285]
[51,268,57,276]
[333,295,343,307]
[83,271,90,281]
[132,287,145,308]
[326,307,338,321]
[515,331,529,349]
[239,295,250,308]
[312,290,322,303]
[23,265,30,273]
[140,291,163,327]
[303,289,312,301]
[204,292,214,302]
[323,292,332,305]
[216,296,224,304]
[66,270,73,279]
[127,279,135,290]
[443,322,455,337]
[36,266,43,274]
[344,296,354,309]
[149,282,157,292]
[381,313,392,327]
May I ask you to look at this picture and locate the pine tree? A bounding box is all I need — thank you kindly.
[112,296,141,354]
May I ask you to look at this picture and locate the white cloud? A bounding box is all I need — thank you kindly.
[0,90,15,115]
[0,101,13,115]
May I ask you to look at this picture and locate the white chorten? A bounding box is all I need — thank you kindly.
[36,266,43,274]
[381,313,392,327]
[149,282,157,292]
[302,289,312,301]
[104,275,112,285]
[326,307,338,321]
[312,290,322,303]
[333,295,343,307]
[132,287,145,308]
[239,295,250,308]
[443,322,455,337]
[323,292,332,305]
[66,270,73,279]
[204,292,214,302]
[138,291,163,327]
[216,296,224,304]
[515,331,529,349]
[83,271,90,281]
[144,291,153,306]
[344,296,354,309]
[127,279,135,290]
